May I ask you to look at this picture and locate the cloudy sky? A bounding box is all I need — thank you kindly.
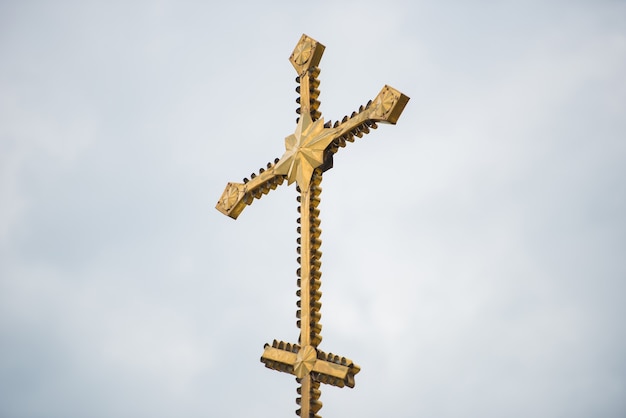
[1,1,625,417]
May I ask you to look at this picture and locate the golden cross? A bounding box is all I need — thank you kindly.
[216,34,408,417]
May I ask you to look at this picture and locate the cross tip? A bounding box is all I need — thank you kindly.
[290,34,325,74]
[369,85,410,125]
[215,182,246,219]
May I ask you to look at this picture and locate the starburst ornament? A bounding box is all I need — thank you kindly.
[274,112,337,191]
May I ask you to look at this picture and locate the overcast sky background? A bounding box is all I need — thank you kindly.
[1,1,625,417]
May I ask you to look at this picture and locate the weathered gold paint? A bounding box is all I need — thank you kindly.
[216,34,408,417]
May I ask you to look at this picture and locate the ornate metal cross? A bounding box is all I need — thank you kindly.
[216,34,408,417]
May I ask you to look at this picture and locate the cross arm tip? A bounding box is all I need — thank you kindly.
[369,85,410,125]
[215,161,287,219]
[215,182,247,219]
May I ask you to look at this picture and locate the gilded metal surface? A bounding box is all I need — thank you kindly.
[216,34,408,417]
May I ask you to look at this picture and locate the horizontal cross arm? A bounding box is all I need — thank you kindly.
[261,345,298,372]
[369,85,410,125]
[333,85,409,137]
[318,86,409,167]
[215,159,286,219]
[260,340,360,388]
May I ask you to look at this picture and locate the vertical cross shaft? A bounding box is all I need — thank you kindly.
[296,170,324,416]
[298,177,316,349]
[216,34,408,417]
[262,169,360,416]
